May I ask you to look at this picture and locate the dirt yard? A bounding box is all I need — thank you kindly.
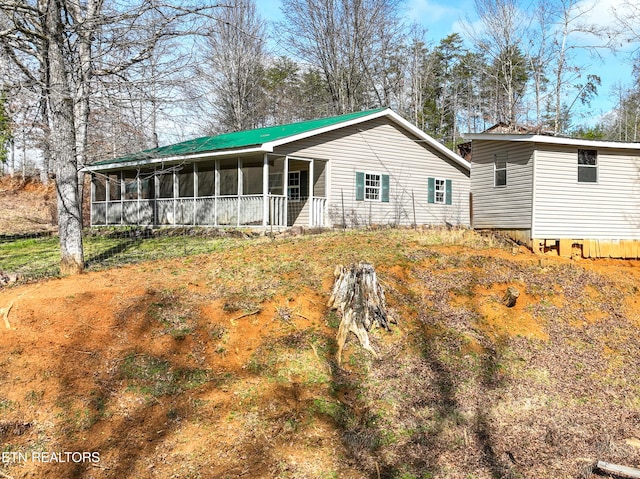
[1,227,640,479]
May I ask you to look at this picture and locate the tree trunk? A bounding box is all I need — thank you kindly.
[46,0,84,275]
[328,263,394,365]
[502,287,520,307]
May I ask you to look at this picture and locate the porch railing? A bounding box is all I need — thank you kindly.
[92,194,290,228]
[310,196,327,227]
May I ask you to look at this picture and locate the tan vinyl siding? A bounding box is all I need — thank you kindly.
[274,118,470,227]
[533,144,640,239]
[470,140,534,229]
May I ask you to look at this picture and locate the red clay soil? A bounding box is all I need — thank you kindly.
[1,233,640,478]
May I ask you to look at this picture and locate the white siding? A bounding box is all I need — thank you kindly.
[533,144,640,239]
[470,140,534,229]
[274,118,470,227]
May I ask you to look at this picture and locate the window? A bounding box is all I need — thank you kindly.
[269,173,283,195]
[158,173,173,198]
[219,158,238,196]
[92,175,106,202]
[435,179,446,204]
[494,153,507,187]
[124,171,138,200]
[288,171,301,201]
[428,177,452,205]
[242,160,263,195]
[140,177,154,199]
[365,173,381,200]
[578,149,597,183]
[355,172,389,202]
[109,174,121,200]
[178,164,194,197]
[198,161,216,197]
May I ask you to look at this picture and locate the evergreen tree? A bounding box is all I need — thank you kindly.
[0,91,12,168]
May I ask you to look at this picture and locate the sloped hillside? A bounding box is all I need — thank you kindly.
[0,229,639,479]
[0,176,57,235]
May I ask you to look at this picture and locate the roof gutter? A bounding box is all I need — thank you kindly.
[463,133,640,150]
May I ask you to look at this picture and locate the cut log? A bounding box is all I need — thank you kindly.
[328,263,394,365]
[596,461,640,478]
[502,287,520,308]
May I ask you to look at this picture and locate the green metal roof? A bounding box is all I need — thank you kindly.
[92,108,387,167]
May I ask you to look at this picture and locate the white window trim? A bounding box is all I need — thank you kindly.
[577,149,598,183]
[494,154,507,188]
[288,170,301,202]
[434,178,446,204]
[364,172,382,202]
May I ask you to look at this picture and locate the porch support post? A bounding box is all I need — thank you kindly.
[284,156,289,227]
[237,158,242,227]
[105,173,110,225]
[154,168,160,227]
[193,162,198,225]
[214,159,220,227]
[90,173,95,226]
[263,154,269,227]
[136,172,141,226]
[120,171,125,225]
[172,169,178,226]
[308,159,314,227]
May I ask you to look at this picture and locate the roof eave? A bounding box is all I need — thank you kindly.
[463,133,640,150]
[263,108,470,172]
[263,108,391,151]
[83,146,270,172]
[385,110,470,171]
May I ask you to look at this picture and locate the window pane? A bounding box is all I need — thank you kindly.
[288,171,300,200]
[109,174,121,200]
[158,173,173,198]
[198,162,216,197]
[93,176,106,201]
[269,157,285,195]
[140,177,154,199]
[220,159,238,196]
[124,172,137,200]
[178,165,194,197]
[495,170,507,186]
[578,149,597,165]
[243,160,263,195]
[578,166,597,183]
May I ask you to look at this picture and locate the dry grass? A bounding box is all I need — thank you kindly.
[0,223,639,478]
[0,176,57,235]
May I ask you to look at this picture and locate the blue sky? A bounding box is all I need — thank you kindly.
[255,0,638,126]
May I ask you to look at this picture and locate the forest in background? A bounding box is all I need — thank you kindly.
[2,0,640,180]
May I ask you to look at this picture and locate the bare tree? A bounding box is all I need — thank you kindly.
[196,0,267,133]
[278,0,404,114]
[463,0,530,127]
[0,0,216,274]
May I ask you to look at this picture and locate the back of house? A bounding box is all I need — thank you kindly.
[467,133,640,258]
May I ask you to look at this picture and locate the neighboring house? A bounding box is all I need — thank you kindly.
[85,108,470,229]
[466,133,640,258]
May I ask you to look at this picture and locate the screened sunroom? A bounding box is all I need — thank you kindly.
[89,154,327,228]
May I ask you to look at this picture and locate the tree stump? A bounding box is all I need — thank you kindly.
[502,287,520,308]
[327,263,394,365]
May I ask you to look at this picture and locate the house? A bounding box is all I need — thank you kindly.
[466,133,640,258]
[86,108,470,229]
